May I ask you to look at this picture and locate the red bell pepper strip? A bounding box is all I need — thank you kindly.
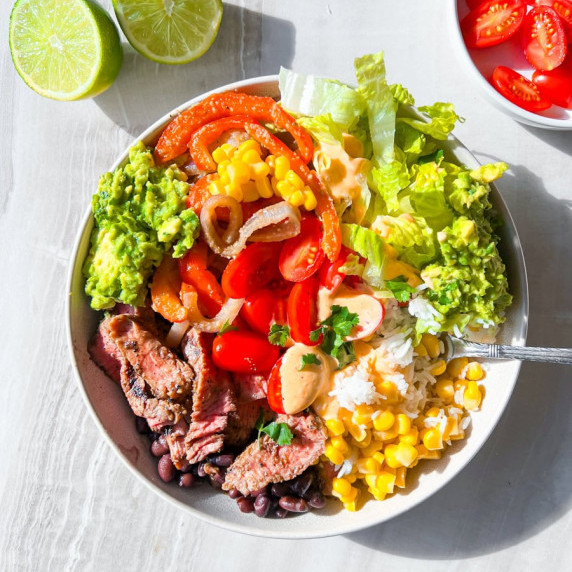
[150,255,187,323]
[188,115,341,261]
[186,174,216,214]
[154,91,314,165]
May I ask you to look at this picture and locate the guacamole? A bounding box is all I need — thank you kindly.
[83,142,199,310]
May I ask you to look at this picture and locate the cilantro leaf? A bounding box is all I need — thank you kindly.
[313,305,359,369]
[260,422,294,446]
[299,353,321,370]
[385,275,416,303]
[218,321,238,335]
[268,323,290,346]
[336,341,356,369]
[418,148,444,165]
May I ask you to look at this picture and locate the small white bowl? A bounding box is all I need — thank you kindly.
[449,0,572,130]
[66,76,529,538]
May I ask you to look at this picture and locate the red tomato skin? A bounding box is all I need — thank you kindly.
[287,276,322,346]
[522,6,567,70]
[267,358,286,414]
[533,63,572,107]
[318,246,352,292]
[212,331,280,373]
[461,0,526,49]
[221,242,282,299]
[241,289,288,335]
[491,66,552,111]
[279,217,325,283]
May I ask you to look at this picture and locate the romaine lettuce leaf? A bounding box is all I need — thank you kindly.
[341,223,386,288]
[297,113,344,146]
[397,102,461,140]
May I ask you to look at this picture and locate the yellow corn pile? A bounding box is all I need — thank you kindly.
[209,140,317,210]
[323,334,485,511]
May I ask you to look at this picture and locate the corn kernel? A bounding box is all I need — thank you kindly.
[225,183,243,202]
[343,498,359,512]
[384,444,402,468]
[399,426,419,446]
[425,407,440,418]
[255,176,273,198]
[373,410,395,432]
[360,440,384,457]
[326,418,345,437]
[303,190,317,210]
[346,473,357,484]
[250,161,271,180]
[330,435,350,454]
[414,343,428,357]
[435,378,454,403]
[332,477,352,497]
[375,472,396,494]
[340,486,358,504]
[354,431,372,449]
[242,181,259,202]
[396,414,411,435]
[236,139,261,157]
[465,362,484,381]
[276,180,294,198]
[464,380,482,410]
[274,156,290,180]
[442,416,458,441]
[422,333,441,359]
[372,451,385,465]
[370,489,386,501]
[422,428,443,451]
[353,404,374,427]
[286,170,304,190]
[241,149,262,164]
[430,359,447,376]
[228,160,250,185]
[265,154,276,171]
[375,426,399,442]
[447,357,468,378]
[289,189,305,207]
[377,380,399,402]
[394,442,418,467]
[365,473,379,489]
[217,160,231,181]
[395,467,407,488]
[325,445,344,465]
[416,444,442,459]
[212,146,231,164]
[209,179,226,195]
[357,456,382,474]
[346,421,368,443]
[450,430,465,441]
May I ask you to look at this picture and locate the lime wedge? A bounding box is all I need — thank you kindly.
[112,0,223,65]
[9,0,122,101]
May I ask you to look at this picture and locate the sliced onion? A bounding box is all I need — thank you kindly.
[193,297,245,333]
[220,201,301,258]
[200,195,243,255]
[166,320,191,348]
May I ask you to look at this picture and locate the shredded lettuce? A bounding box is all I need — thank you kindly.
[297,113,344,146]
[341,223,386,288]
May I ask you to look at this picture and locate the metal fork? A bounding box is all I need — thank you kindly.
[441,335,572,365]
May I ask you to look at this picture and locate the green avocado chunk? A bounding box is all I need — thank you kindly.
[83,142,199,310]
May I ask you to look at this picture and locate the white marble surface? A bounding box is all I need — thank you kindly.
[1,0,572,570]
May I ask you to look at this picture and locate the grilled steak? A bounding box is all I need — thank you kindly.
[222,411,327,496]
[232,372,268,402]
[181,329,236,464]
[225,399,273,447]
[108,314,194,401]
[88,318,123,384]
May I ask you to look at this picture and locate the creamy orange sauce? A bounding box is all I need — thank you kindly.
[279,344,331,415]
[314,134,370,220]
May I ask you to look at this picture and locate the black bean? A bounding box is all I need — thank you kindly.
[254,494,271,518]
[250,485,268,498]
[236,497,255,513]
[211,454,234,467]
[278,496,309,513]
[290,472,314,497]
[179,473,194,488]
[197,463,207,478]
[150,435,169,457]
[157,454,176,483]
[270,483,291,498]
[227,488,242,499]
[135,417,149,434]
[208,468,225,488]
[274,507,289,518]
[150,431,162,441]
[306,491,326,509]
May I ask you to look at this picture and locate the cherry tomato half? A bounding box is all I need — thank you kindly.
[318,246,352,293]
[241,288,288,336]
[461,0,526,49]
[491,65,552,111]
[222,242,282,299]
[533,56,572,107]
[523,6,567,70]
[279,216,325,283]
[212,330,280,373]
[267,357,286,414]
[287,276,322,346]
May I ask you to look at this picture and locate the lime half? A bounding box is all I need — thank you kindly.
[112,0,223,65]
[9,0,123,101]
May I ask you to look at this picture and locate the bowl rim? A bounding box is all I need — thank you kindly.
[66,74,529,538]
[449,0,572,131]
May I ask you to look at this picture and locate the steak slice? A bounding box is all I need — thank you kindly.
[222,411,327,496]
[166,419,190,470]
[89,318,123,384]
[232,372,268,402]
[108,314,194,400]
[181,329,236,464]
[225,399,272,447]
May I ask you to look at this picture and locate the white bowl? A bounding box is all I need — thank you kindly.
[449,0,572,130]
[66,76,529,538]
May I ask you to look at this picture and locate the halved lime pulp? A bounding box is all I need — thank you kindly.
[112,0,223,65]
[9,0,122,101]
